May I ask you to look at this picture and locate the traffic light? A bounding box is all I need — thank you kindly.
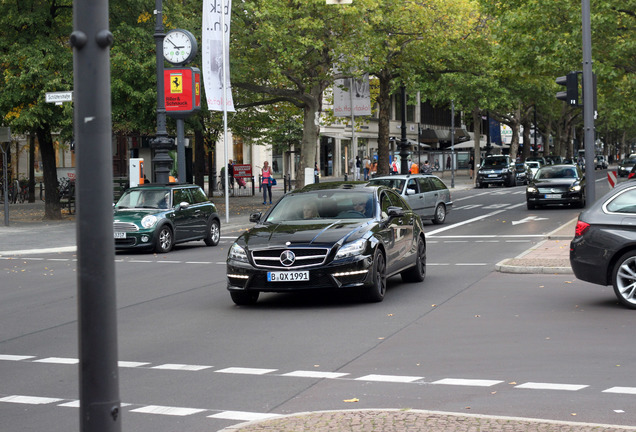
[556,72,579,106]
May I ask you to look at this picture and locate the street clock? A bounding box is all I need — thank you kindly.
[163,29,197,66]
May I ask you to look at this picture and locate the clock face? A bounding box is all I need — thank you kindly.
[163,30,196,65]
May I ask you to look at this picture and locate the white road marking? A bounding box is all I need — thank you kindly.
[130,405,207,416]
[152,363,212,371]
[0,354,35,361]
[427,203,526,236]
[433,378,503,387]
[515,382,588,391]
[356,374,423,383]
[33,357,78,364]
[282,370,349,379]
[118,361,151,368]
[208,411,282,421]
[0,395,64,404]
[603,387,636,395]
[216,367,277,375]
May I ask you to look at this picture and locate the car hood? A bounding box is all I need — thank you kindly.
[531,178,579,186]
[113,208,169,222]
[238,220,372,248]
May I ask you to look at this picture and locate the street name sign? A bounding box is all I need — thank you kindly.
[45,91,73,104]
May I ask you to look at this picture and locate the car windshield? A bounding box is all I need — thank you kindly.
[482,158,506,168]
[367,178,405,192]
[535,166,578,180]
[527,162,540,168]
[623,158,636,165]
[265,191,374,222]
[116,189,170,209]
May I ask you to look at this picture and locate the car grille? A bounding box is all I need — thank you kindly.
[251,247,330,269]
[115,238,137,246]
[114,222,139,232]
[537,186,569,193]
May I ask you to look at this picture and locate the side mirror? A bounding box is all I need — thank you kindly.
[249,212,262,223]
[176,201,189,210]
[387,206,404,218]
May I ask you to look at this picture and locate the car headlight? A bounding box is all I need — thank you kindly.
[570,184,581,192]
[335,238,366,260]
[527,186,538,193]
[141,215,157,228]
[228,243,248,263]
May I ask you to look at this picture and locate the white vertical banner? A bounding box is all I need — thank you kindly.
[333,68,371,117]
[202,0,235,112]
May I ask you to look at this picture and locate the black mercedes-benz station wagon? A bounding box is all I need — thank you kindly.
[226,182,427,305]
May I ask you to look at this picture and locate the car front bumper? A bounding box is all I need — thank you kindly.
[227,254,374,293]
[526,191,584,206]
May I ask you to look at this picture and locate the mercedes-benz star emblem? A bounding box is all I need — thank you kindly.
[280,250,296,267]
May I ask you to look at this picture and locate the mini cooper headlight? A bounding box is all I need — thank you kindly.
[141,215,157,229]
[229,243,248,263]
[335,238,366,260]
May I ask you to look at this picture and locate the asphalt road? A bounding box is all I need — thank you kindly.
[2,172,635,432]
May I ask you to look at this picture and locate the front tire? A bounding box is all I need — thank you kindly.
[401,237,426,283]
[365,249,387,302]
[230,290,259,306]
[612,251,636,309]
[204,218,220,246]
[154,225,174,253]
[432,204,446,225]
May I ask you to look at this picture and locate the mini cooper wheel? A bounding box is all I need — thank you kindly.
[230,291,259,306]
[365,249,387,302]
[612,250,636,309]
[432,203,446,225]
[154,225,174,253]
[204,219,220,246]
[401,236,426,283]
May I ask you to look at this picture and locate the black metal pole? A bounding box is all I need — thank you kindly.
[399,86,409,174]
[582,0,596,206]
[151,0,174,183]
[70,0,121,430]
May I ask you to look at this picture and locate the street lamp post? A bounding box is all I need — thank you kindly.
[151,0,174,183]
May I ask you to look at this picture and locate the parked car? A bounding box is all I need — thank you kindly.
[545,155,563,165]
[618,157,636,177]
[367,174,452,224]
[526,156,547,166]
[514,163,532,185]
[526,164,586,209]
[570,181,636,309]
[594,155,609,170]
[476,155,516,188]
[525,161,541,179]
[113,184,220,253]
[226,182,426,305]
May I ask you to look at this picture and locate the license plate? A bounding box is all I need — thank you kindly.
[114,232,126,239]
[545,194,561,199]
[488,174,498,178]
[267,271,309,282]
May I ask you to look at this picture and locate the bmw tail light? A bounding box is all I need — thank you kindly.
[574,221,590,237]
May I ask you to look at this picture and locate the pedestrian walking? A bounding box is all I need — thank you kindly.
[261,161,273,204]
[363,155,371,181]
[468,155,475,179]
[355,156,361,180]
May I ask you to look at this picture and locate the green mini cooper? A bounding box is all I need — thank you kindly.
[113,184,220,253]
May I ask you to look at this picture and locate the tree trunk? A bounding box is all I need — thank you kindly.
[472,107,482,174]
[521,117,531,161]
[296,84,321,188]
[376,70,391,176]
[36,126,62,220]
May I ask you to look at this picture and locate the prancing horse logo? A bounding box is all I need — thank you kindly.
[280,250,295,267]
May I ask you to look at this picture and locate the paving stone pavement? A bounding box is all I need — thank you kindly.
[219,409,636,432]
